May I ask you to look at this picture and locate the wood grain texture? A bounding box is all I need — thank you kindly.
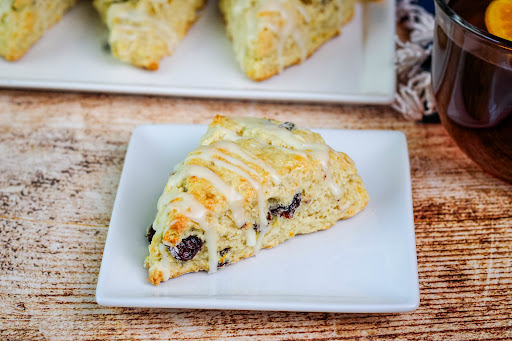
[0,90,511,340]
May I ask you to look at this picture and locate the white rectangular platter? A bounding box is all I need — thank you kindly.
[96,124,419,312]
[0,0,395,104]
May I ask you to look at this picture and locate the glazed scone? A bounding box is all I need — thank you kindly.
[219,0,356,81]
[0,0,77,61]
[145,115,369,285]
[94,0,207,70]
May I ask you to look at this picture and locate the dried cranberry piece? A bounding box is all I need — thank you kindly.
[269,207,280,217]
[146,224,156,244]
[278,122,296,131]
[269,192,302,219]
[169,235,203,262]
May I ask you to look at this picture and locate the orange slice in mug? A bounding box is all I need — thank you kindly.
[485,0,512,41]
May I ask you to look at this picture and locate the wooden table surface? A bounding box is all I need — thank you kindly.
[0,90,511,340]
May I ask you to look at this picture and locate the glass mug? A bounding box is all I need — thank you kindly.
[432,0,512,183]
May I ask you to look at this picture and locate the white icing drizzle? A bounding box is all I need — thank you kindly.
[260,0,309,73]
[167,164,247,228]
[193,145,269,251]
[273,145,308,158]
[106,3,178,54]
[231,0,310,73]
[156,192,219,273]
[232,117,342,196]
[245,228,257,247]
[197,145,261,178]
[214,141,281,185]
[211,157,268,251]
[201,129,281,184]
[306,144,342,197]
[295,4,311,23]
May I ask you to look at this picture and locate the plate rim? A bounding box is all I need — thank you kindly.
[95,124,419,313]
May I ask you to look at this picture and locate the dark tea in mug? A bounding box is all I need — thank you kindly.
[432,0,512,183]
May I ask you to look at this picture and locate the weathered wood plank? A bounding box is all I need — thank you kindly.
[0,90,511,340]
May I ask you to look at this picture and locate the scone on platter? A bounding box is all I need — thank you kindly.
[145,115,369,285]
[0,0,77,61]
[93,0,207,70]
[219,0,356,81]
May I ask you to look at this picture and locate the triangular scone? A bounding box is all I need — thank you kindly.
[0,0,77,61]
[219,0,356,81]
[145,115,369,285]
[93,0,207,70]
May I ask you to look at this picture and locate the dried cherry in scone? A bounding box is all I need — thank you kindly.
[286,192,302,218]
[269,192,302,219]
[169,235,204,262]
[146,224,156,244]
[219,247,230,257]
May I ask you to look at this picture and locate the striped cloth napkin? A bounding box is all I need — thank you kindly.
[393,0,439,122]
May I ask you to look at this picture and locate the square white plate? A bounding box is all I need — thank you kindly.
[0,0,395,104]
[96,124,419,312]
